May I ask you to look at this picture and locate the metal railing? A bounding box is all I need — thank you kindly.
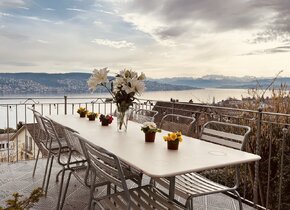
[0,96,289,210]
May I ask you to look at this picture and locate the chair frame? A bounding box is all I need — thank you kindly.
[154,120,251,210]
[79,136,185,210]
[159,113,196,136]
[28,108,49,178]
[129,109,158,123]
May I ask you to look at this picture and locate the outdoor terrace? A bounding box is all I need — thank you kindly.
[0,159,254,210]
[0,96,289,209]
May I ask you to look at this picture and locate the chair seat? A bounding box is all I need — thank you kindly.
[95,185,184,210]
[154,172,229,199]
[59,150,86,165]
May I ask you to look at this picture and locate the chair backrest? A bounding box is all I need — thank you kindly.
[78,136,131,204]
[159,114,196,136]
[40,116,62,149]
[29,108,46,133]
[131,109,158,123]
[200,121,251,150]
[63,127,84,156]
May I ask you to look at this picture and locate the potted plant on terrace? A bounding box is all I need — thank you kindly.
[99,114,113,126]
[87,112,98,121]
[163,131,183,150]
[141,122,161,142]
[77,107,87,118]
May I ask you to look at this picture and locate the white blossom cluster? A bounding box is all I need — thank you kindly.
[114,69,146,95]
[142,121,157,129]
[87,67,146,95]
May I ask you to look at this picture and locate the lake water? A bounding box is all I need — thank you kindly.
[0,88,256,129]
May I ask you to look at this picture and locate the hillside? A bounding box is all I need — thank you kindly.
[0,73,197,95]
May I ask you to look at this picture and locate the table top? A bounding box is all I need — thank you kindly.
[49,115,261,177]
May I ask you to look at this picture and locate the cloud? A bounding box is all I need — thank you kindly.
[0,29,29,40]
[66,8,86,12]
[0,61,36,67]
[18,6,29,10]
[0,0,26,8]
[92,38,135,49]
[117,0,290,45]
[21,15,52,23]
[37,39,49,44]
[242,44,290,55]
[0,12,13,17]
[43,8,55,11]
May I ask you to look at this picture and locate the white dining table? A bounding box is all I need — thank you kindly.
[49,114,261,199]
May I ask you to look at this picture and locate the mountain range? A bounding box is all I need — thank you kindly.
[152,75,290,89]
[0,73,289,95]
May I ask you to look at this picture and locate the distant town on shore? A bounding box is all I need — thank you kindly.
[0,72,289,95]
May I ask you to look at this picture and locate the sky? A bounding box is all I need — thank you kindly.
[0,0,289,78]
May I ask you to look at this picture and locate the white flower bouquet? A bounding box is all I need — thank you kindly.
[87,67,146,131]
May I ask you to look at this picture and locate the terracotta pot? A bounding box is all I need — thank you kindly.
[101,121,109,126]
[167,140,179,150]
[88,116,95,121]
[145,132,156,142]
[79,112,86,118]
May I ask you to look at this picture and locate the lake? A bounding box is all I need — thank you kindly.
[0,88,261,129]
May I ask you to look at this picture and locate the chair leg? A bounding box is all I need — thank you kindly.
[44,156,54,196]
[56,167,66,210]
[32,149,40,177]
[42,155,51,193]
[185,198,193,210]
[233,190,243,210]
[60,171,73,210]
[56,169,63,182]
[89,172,97,210]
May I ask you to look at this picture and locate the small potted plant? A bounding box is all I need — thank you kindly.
[77,107,88,118]
[141,122,161,142]
[99,114,113,126]
[87,111,98,121]
[163,131,183,150]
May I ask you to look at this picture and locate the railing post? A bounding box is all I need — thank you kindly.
[64,95,67,115]
[278,127,287,210]
[254,106,263,207]
[6,105,10,163]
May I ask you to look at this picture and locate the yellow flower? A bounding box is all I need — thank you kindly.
[77,107,87,114]
[163,131,183,142]
[170,133,177,141]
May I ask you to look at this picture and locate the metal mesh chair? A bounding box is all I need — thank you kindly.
[159,114,196,137]
[28,108,49,177]
[58,127,111,210]
[79,137,185,210]
[153,121,251,210]
[59,131,144,209]
[39,116,86,206]
[130,109,158,123]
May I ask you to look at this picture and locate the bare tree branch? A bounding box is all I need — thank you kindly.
[261,70,283,99]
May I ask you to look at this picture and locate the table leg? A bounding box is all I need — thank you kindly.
[168,176,175,201]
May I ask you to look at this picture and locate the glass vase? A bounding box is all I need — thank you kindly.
[116,110,129,132]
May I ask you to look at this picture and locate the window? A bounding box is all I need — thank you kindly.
[0,143,4,149]
[28,137,32,152]
[25,136,32,152]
